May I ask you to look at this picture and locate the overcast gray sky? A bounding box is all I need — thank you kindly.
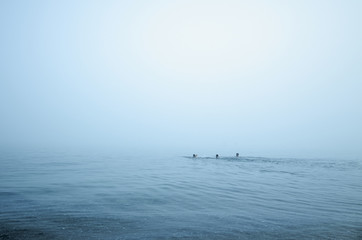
[1,0,361,158]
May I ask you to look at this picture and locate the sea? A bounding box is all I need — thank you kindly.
[0,150,361,239]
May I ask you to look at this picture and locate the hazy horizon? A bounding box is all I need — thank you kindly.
[1,0,361,159]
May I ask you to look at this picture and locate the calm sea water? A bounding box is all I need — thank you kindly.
[0,150,361,239]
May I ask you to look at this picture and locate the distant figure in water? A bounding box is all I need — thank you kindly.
[216,154,219,159]
[193,154,197,158]
[236,153,239,157]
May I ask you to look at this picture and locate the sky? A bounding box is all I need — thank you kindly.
[0,0,361,158]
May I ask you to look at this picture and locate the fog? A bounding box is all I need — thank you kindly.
[1,0,361,158]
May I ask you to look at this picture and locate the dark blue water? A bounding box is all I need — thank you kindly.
[0,150,361,239]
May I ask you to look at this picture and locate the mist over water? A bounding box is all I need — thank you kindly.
[1,0,362,239]
[0,0,362,158]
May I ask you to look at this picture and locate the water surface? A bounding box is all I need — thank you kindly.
[0,151,361,239]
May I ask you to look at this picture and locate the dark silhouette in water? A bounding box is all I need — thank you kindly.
[191,153,240,158]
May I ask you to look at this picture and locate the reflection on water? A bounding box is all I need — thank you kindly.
[0,151,362,239]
